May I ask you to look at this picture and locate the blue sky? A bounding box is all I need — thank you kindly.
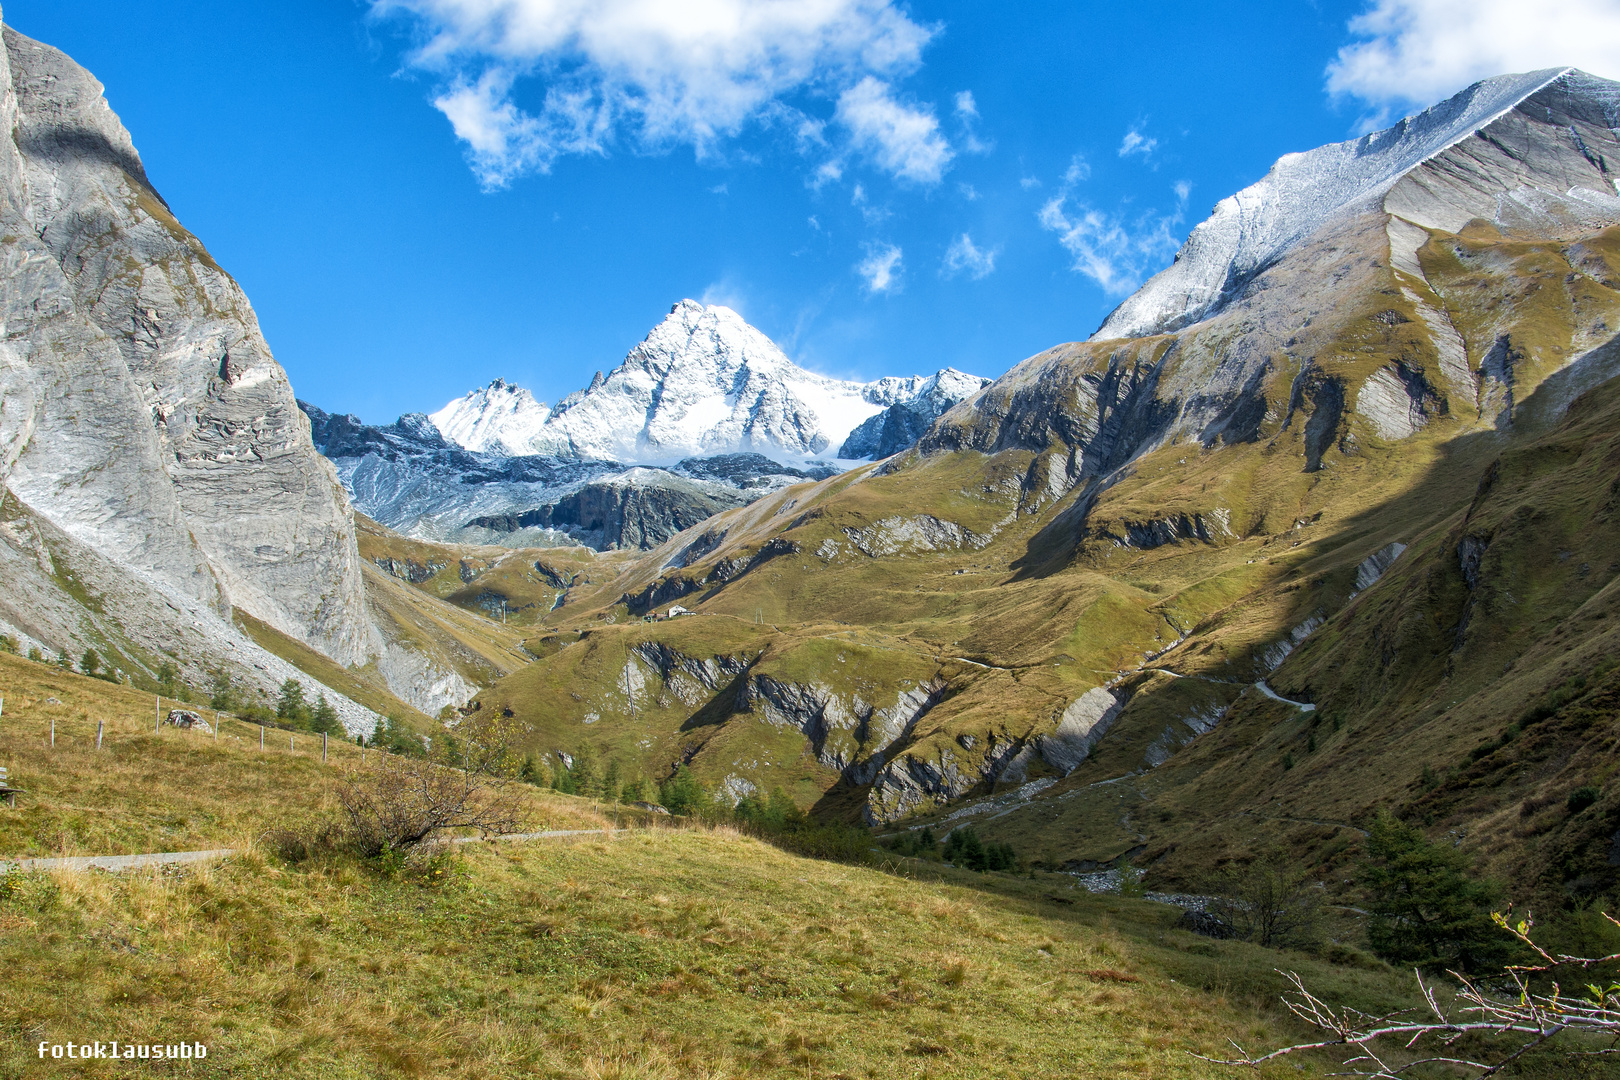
[8,0,1617,423]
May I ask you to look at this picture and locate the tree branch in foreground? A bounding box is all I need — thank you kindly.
[1196,911,1620,1078]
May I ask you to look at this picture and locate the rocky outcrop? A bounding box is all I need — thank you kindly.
[623,537,800,612]
[1354,542,1407,593]
[842,515,995,557]
[1098,509,1233,549]
[0,22,371,667]
[466,469,751,550]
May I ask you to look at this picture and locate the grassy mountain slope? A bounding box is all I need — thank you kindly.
[0,658,1556,1079]
[448,216,1620,911]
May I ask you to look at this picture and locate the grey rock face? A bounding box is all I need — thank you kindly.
[305,403,838,551]
[0,25,369,665]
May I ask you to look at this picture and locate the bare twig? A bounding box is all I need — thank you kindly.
[1194,911,1620,1078]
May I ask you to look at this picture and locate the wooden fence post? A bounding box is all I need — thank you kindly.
[322,732,327,762]
[49,718,54,748]
[289,733,294,753]
[154,695,160,734]
[260,724,264,750]
[214,712,219,743]
[96,719,103,751]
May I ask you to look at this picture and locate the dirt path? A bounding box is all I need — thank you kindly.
[0,828,616,874]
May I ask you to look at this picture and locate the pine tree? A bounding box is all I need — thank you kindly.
[277,679,309,726]
[310,694,340,735]
[1360,811,1509,972]
[80,648,100,676]
[659,765,704,815]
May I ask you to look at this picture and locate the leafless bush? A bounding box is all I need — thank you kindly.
[1208,852,1323,949]
[338,713,524,856]
[1200,910,1620,1078]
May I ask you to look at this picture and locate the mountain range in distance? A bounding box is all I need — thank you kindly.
[301,300,990,550]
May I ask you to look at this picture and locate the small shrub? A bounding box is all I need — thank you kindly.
[1567,786,1601,814]
[1208,852,1322,949]
[0,634,16,654]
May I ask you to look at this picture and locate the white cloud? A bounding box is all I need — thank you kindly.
[700,280,752,314]
[954,90,978,119]
[957,182,980,200]
[809,159,844,189]
[942,233,997,280]
[836,77,953,184]
[1038,191,1185,296]
[1174,179,1192,202]
[1062,155,1090,184]
[857,243,903,293]
[1118,127,1157,158]
[1019,176,1041,190]
[1327,0,1620,120]
[375,0,941,187]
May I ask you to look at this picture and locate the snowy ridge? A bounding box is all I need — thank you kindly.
[1093,67,1576,341]
[430,378,552,456]
[429,301,988,464]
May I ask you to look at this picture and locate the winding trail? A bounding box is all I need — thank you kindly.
[0,828,616,875]
[1254,680,1316,711]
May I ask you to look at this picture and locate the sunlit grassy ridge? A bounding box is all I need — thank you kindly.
[0,653,605,857]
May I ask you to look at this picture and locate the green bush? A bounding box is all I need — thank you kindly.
[1566,786,1601,814]
[942,827,1019,873]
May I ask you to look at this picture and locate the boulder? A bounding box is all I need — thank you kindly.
[165,709,212,734]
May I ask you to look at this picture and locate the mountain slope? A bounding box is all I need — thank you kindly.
[471,69,1620,908]
[0,16,521,731]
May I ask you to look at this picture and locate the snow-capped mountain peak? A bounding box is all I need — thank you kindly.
[429,378,552,456]
[429,301,989,464]
[1094,67,1617,341]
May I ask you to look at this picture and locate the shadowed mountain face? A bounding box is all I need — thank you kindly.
[422,69,1620,907]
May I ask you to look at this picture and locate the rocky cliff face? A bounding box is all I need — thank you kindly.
[0,21,370,664]
[1093,67,1620,341]
[305,402,839,550]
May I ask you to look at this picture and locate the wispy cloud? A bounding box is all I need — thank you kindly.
[1038,182,1189,295]
[1019,175,1041,190]
[1118,127,1157,159]
[857,243,903,293]
[374,0,945,188]
[1326,0,1620,126]
[1062,155,1090,184]
[942,233,997,280]
[836,77,953,184]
